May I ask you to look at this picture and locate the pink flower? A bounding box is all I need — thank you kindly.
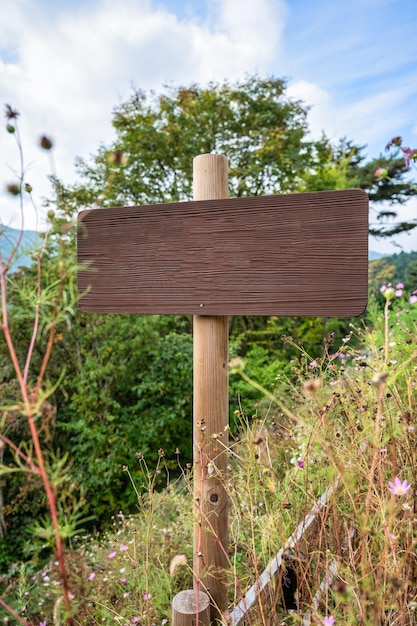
[374,167,387,178]
[120,577,127,582]
[396,283,404,289]
[297,460,305,468]
[88,572,96,581]
[323,617,335,626]
[131,619,141,624]
[401,147,417,169]
[108,551,117,559]
[120,544,129,551]
[409,295,417,304]
[388,476,411,496]
[143,593,152,600]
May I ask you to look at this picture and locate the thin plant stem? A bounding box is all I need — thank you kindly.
[1,243,73,624]
[0,597,30,626]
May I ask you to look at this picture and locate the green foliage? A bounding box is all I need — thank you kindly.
[55,315,193,516]
[68,77,319,209]
[3,291,416,624]
[60,78,416,237]
[2,78,417,618]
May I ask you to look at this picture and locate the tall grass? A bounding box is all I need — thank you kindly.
[3,290,415,625]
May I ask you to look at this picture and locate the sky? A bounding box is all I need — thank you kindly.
[1,0,417,255]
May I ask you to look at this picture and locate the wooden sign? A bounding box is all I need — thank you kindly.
[77,189,368,317]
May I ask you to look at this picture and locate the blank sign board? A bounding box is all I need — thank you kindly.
[77,189,368,316]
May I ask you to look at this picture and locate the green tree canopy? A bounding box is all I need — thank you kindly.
[58,76,416,238]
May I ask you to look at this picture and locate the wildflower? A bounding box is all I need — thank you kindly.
[123,592,130,598]
[131,618,141,624]
[39,622,47,626]
[388,476,411,496]
[5,104,19,120]
[229,357,244,372]
[88,572,96,581]
[303,378,321,397]
[120,577,127,582]
[169,554,187,577]
[108,551,117,559]
[401,146,417,169]
[120,544,129,551]
[409,295,417,304]
[372,372,388,387]
[374,167,387,178]
[143,593,152,601]
[385,136,402,151]
[297,460,305,468]
[323,616,335,626]
[380,284,395,301]
[108,149,128,166]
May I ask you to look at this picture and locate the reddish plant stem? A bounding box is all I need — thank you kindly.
[1,270,73,624]
[0,597,31,625]
[0,434,40,473]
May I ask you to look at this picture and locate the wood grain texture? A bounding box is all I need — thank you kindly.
[172,590,210,626]
[77,189,368,316]
[192,154,229,620]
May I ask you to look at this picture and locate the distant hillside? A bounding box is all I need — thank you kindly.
[0,226,39,270]
[369,250,387,261]
[369,249,417,291]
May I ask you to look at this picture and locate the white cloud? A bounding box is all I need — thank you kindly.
[287,80,334,139]
[1,0,286,230]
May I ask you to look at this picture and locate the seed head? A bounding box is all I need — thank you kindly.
[39,135,53,150]
[6,183,20,196]
[5,104,19,120]
[303,378,322,397]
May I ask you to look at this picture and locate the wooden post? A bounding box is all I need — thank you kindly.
[172,590,211,626]
[193,154,230,621]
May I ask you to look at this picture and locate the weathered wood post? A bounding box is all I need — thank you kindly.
[192,155,230,621]
[172,589,211,626]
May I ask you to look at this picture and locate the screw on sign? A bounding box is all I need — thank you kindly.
[77,154,368,624]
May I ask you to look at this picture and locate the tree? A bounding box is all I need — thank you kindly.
[62,77,416,238]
